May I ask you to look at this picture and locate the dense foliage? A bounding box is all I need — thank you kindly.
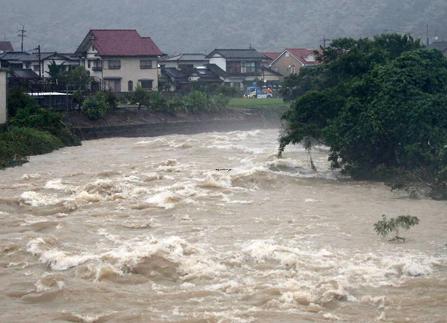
[1,91,80,169]
[280,34,447,198]
[0,127,64,168]
[81,92,110,120]
[130,87,229,114]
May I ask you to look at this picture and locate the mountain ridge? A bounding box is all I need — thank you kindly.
[0,0,446,54]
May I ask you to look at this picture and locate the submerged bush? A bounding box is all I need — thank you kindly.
[374,215,420,242]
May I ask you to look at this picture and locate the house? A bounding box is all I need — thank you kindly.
[0,69,7,125]
[206,48,266,88]
[0,51,79,78]
[161,64,223,92]
[160,53,209,69]
[429,41,447,56]
[75,29,163,92]
[0,52,32,70]
[262,52,281,66]
[21,52,80,78]
[0,41,13,54]
[269,48,319,77]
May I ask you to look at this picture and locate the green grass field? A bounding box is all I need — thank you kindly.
[228,98,289,109]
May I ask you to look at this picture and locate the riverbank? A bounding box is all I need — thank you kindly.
[65,106,287,140]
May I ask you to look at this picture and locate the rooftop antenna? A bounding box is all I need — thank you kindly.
[18,25,26,52]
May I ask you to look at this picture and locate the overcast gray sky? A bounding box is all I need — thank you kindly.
[0,0,446,54]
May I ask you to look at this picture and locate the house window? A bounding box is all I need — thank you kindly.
[139,79,153,90]
[227,62,241,74]
[87,60,91,68]
[288,64,297,74]
[140,59,153,69]
[128,80,134,92]
[108,59,121,70]
[104,78,122,93]
[241,62,256,73]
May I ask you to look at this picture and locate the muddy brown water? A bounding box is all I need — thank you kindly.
[0,129,446,322]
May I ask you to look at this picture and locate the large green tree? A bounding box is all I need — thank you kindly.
[279,34,447,197]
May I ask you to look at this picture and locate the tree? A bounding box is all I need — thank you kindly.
[47,60,65,84]
[279,34,447,198]
[130,86,148,110]
[82,92,108,120]
[374,215,420,242]
[61,67,91,92]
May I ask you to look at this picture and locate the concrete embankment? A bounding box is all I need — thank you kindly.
[66,107,287,140]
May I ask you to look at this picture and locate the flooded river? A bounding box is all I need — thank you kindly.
[0,128,446,322]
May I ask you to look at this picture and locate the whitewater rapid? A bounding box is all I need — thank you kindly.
[0,129,446,322]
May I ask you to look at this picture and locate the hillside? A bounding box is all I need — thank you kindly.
[0,0,446,54]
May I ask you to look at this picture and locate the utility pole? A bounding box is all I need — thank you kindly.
[33,45,42,78]
[322,37,332,48]
[426,24,430,47]
[18,25,26,52]
[37,45,41,78]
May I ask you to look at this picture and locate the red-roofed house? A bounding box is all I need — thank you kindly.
[0,41,14,54]
[75,29,163,92]
[262,52,281,64]
[269,48,319,77]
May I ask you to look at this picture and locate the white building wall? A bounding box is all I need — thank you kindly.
[209,56,226,71]
[102,57,158,92]
[0,69,7,125]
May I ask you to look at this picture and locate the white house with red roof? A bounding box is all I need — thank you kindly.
[269,48,319,77]
[75,29,163,92]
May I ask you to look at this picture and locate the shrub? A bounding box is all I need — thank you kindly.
[209,94,229,111]
[82,92,109,120]
[7,89,39,117]
[184,91,208,113]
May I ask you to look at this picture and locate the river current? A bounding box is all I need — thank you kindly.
[0,128,446,322]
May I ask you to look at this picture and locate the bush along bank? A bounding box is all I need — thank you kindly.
[128,87,230,114]
[80,87,231,121]
[0,90,80,169]
[279,34,447,199]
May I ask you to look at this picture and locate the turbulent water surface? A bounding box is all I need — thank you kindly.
[0,129,446,322]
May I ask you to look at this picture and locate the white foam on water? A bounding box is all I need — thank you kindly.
[197,172,232,189]
[27,235,226,282]
[146,191,180,209]
[20,191,62,207]
[27,238,96,271]
[21,173,42,180]
[44,179,67,190]
[239,239,446,306]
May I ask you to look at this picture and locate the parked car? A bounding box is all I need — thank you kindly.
[245,86,273,99]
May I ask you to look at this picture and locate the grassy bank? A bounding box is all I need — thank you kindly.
[228,97,288,109]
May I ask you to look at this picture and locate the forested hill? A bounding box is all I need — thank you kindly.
[1,0,446,54]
